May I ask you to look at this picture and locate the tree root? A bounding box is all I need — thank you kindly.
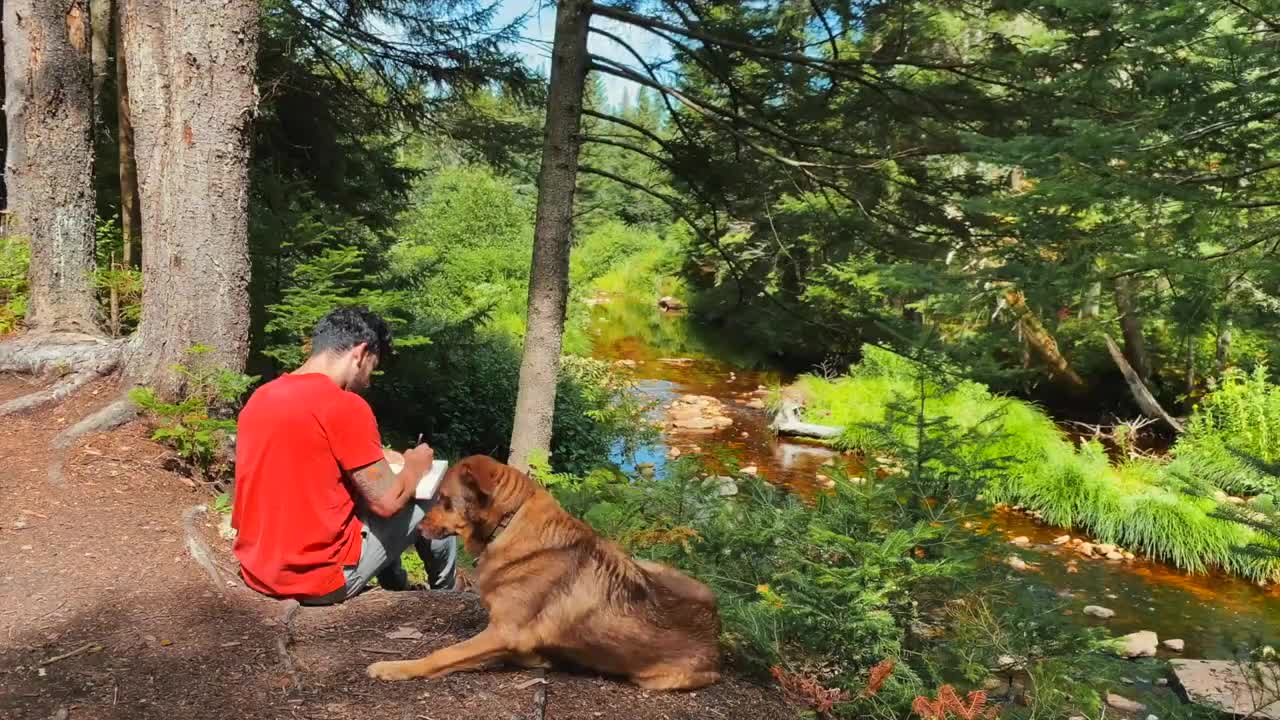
[47,397,137,485]
[183,504,227,597]
[0,370,99,417]
[274,599,303,691]
[0,332,126,417]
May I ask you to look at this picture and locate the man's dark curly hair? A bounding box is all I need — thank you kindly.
[310,306,393,362]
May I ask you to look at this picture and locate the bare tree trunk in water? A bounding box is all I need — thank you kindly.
[114,0,139,268]
[90,0,110,106]
[1113,276,1152,383]
[4,0,100,335]
[122,0,258,398]
[508,0,591,472]
[1004,289,1088,395]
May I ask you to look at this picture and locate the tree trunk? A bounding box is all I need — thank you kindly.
[507,0,591,473]
[3,0,101,334]
[1215,322,1231,377]
[122,0,257,398]
[1104,334,1183,433]
[113,0,139,267]
[90,0,109,105]
[1113,276,1152,383]
[1003,289,1088,394]
[1079,281,1101,319]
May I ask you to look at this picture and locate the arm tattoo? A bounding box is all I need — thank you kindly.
[351,459,398,505]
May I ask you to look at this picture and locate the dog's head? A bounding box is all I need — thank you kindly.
[421,455,533,547]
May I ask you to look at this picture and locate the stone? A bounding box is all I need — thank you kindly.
[745,398,766,410]
[1011,536,1031,546]
[1106,551,1125,560]
[1170,659,1280,719]
[713,416,734,428]
[1007,555,1029,571]
[1110,631,1159,659]
[1097,543,1117,555]
[994,655,1025,671]
[1163,639,1185,652]
[740,465,758,476]
[1084,605,1116,619]
[1123,551,1135,560]
[1053,535,1071,545]
[1106,693,1147,714]
[668,447,682,459]
[657,295,685,311]
[982,676,1010,697]
[1227,496,1246,505]
[707,476,738,497]
[674,417,717,430]
[1076,542,1096,557]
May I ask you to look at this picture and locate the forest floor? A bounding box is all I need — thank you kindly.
[0,374,794,720]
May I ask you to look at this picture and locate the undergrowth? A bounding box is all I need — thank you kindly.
[537,363,1118,719]
[130,344,258,482]
[793,346,1280,583]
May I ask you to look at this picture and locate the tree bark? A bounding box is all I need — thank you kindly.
[1003,289,1088,394]
[3,0,101,334]
[114,0,139,266]
[90,0,109,105]
[508,0,591,473]
[121,0,257,398]
[1113,276,1152,383]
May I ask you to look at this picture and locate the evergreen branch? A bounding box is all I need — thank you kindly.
[588,2,973,71]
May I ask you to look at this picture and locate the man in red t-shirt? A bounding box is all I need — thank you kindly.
[231,307,456,604]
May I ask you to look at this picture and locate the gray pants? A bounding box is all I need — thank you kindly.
[302,499,457,605]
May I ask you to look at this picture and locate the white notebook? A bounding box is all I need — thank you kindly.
[388,458,449,499]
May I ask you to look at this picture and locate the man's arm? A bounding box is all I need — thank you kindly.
[350,458,420,518]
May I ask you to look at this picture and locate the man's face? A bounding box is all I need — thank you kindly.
[348,344,380,392]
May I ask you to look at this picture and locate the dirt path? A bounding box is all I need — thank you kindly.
[0,377,793,720]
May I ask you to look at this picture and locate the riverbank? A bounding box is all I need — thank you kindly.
[586,295,1280,665]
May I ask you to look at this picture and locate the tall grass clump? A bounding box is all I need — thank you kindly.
[1171,365,1280,496]
[792,347,1280,583]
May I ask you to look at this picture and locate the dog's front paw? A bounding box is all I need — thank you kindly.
[367,660,420,682]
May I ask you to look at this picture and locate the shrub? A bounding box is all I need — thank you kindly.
[0,232,30,335]
[130,345,258,482]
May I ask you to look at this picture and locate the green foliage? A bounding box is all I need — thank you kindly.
[1173,366,1280,495]
[387,164,534,333]
[799,346,1280,582]
[543,362,1114,719]
[0,233,29,335]
[212,492,233,515]
[129,345,258,481]
[92,216,142,336]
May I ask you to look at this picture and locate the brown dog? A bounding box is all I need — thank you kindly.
[366,455,722,690]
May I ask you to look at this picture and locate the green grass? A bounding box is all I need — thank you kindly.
[795,346,1280,583]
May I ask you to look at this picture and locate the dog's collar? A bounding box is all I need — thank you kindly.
[484,510,516,543]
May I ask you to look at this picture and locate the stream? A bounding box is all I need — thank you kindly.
[588,294,1280,661]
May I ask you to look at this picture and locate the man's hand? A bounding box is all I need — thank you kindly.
[352,442,431,519]
[402,442,434,476]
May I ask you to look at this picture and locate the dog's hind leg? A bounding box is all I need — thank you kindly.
[509,652,552,669]
[367,627,513,681]
[632,666,721,691]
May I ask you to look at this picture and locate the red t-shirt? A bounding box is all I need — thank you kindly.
[231,373,384,599]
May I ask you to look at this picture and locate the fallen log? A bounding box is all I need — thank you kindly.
[1104,334,1183,433]
[770,399,843,440]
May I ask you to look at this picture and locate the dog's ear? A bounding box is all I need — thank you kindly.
[459,456,501,507]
